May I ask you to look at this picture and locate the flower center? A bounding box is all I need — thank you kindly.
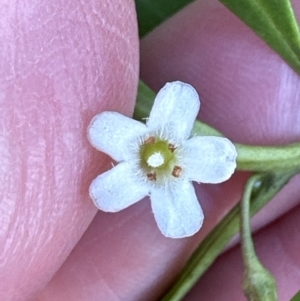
[141,140,173,169]
[147,152,164,168]
[139,137,182,183]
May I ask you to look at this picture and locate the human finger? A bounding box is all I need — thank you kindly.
[0,0,139,300]
[35,0,300,300]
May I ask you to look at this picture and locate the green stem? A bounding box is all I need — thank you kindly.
[236,143,300,172]
[290,290,300,301]
[160,171,296,301]
[240,175,278,301]
[240,175,259,267]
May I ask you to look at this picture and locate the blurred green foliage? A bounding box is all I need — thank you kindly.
[135,0,194,37]
[135,0,300,75]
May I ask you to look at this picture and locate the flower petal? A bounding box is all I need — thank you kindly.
[90,162,149,212]
[88,111,148,161]
[182,136,237,183]
[147,81,200,140]
[150,180,204,238]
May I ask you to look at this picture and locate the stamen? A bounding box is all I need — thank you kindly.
[144,136,155,144]
[172,166,182,178]
[168,143,176,152]
[147,172,157,181]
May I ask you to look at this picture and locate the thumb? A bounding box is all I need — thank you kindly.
[0,0,139,300]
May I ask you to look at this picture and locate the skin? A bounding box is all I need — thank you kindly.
[0,0,138,299]
[1,0,300,300]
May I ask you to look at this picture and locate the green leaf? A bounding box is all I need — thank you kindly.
[291,291,300,301]
[218,0,300,75]
[135,0,300,73]
[135,0,194,37]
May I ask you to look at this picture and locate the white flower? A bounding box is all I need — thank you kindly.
[88,81,237,238]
